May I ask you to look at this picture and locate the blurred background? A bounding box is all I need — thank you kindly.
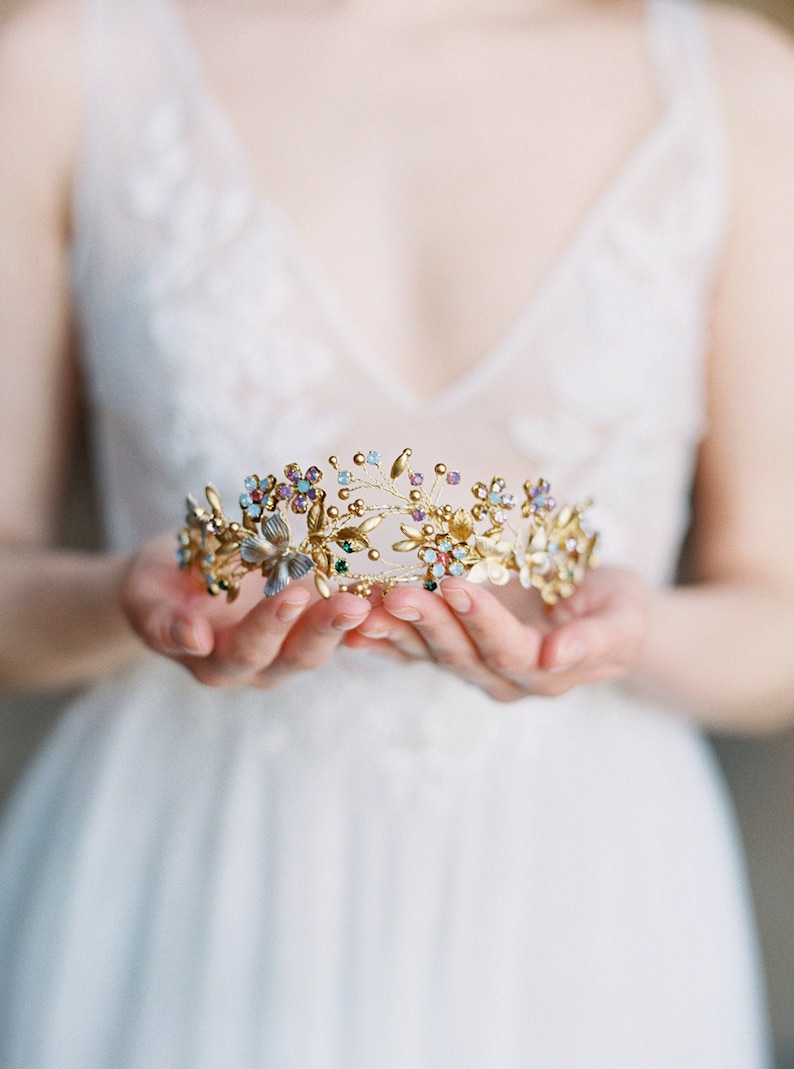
[1,0,793,1062]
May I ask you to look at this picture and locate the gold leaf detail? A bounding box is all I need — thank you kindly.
[307,499,326,534]
[336,526,361,541]
[340,537,369,553]
[315,572,331,599]
[557,505,572,527]
[335,528,370,553]
[399,524,424,543]
[357,514,386,535]
[205,485,224,515]
[311,546,333,573]
[390,449,411,480]
[448,508,474,541]
[393,539,421,553]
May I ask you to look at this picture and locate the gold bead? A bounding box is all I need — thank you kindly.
[329,455,338,468]
[422,524,435,537]
[327,506,339,519]
[368,548,381,561]
[443,504,453,515]
[354,498,365,511]
[353,452,366,466]
[434,463,447,475]
[409,489,421,502]
[339,488,350,500]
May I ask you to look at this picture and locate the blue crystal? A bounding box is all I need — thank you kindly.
[449,562,464,576]
[422,549,438,564]
[297,479,311,493]
[338,471,352,485]
[432,563,445,578]
[239,493,253,508]
[366,451,381,465]
[247,504,262,518]
[488,491,502,505]
[244,476,258,492]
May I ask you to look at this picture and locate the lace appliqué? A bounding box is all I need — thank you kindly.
[121,99,342,483]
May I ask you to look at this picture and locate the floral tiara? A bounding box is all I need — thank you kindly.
[177,448,598,605]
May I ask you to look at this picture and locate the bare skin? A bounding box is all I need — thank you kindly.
[2,0,794,731]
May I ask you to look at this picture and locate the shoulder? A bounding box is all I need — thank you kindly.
[704,3,794,137]
[699,4,794,266]
[0,0,81,212]
[703,0,794,62]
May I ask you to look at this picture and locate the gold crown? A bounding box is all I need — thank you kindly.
[177,448,597,605]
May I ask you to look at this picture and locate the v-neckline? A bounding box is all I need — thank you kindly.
[150,0,684,415]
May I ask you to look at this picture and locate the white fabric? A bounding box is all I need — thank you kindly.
[0,0,771,1065]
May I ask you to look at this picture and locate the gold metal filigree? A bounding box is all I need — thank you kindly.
[177,450,598,603]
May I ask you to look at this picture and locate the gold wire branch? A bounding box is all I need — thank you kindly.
[177,448,598,604]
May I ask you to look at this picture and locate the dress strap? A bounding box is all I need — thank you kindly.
[645,0,729,266]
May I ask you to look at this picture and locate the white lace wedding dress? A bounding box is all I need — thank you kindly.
[0,0,772,1065]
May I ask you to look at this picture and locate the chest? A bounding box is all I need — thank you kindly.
[172,1,661,394]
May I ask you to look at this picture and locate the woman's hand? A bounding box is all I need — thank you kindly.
[345,567,649,702]
[121,533,372,689]
[122,535,644,699]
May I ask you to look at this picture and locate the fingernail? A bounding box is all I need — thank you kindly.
[387,605,422,622]
[442,586,471,614]
[357,623,390,639]
[333,612,368,631]
[169,618,200,654]
[550,638,586,672]
[277,598,308,624]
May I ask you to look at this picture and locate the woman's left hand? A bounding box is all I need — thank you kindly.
[344,566,649,702]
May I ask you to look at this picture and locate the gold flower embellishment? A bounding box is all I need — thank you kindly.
[177,449,598,604]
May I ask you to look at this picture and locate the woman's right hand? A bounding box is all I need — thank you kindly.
[120,533,373,689]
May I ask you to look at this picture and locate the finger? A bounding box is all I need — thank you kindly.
[438,579,544,680]
[354,604,430,660]
[212,587,314,676]
[383,587,523,700]
[124,565,216,658]
[341,631,414,663]
[263,593,372,678]
[539,584,646,676]
[159,614,216,658]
